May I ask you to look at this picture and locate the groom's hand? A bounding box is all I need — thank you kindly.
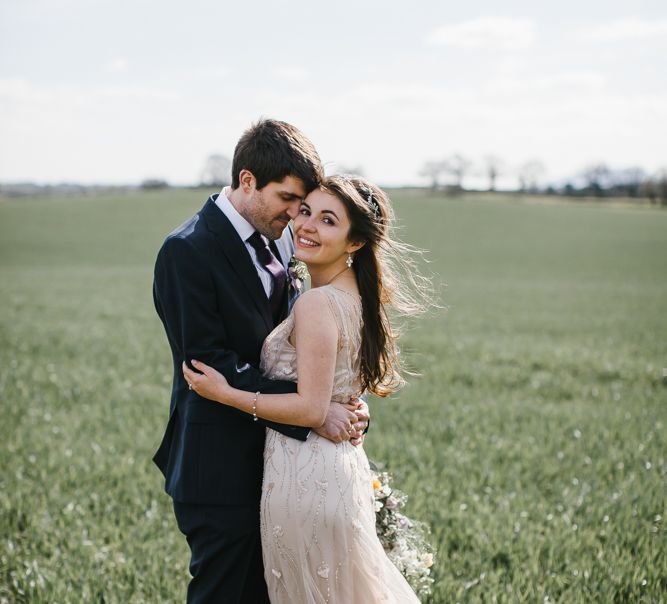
[313,402,359,443]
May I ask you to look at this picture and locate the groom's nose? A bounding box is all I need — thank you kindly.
[285,201,300,220]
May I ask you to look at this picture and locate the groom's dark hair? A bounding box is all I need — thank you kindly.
[231,119,323,192]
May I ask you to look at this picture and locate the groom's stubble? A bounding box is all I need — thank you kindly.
[245,188,292,240]
[237,176,306,240]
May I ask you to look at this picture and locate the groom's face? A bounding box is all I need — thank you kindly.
[248,175,306,240]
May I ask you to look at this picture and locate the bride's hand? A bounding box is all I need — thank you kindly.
[182,360,230,403]
[350,399,370,446]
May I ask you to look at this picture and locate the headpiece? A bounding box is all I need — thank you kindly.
[339,174,380,220]
[365,187,380,219]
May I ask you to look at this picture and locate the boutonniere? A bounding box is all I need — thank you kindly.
[287,256,309,293]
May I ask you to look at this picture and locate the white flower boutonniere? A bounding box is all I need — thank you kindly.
[287,256,309,293]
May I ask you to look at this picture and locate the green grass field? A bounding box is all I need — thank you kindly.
[1,189,665,603]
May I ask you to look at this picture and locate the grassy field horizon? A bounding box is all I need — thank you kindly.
[1,189,665,603]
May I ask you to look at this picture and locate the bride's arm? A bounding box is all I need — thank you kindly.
[183,290,339,428]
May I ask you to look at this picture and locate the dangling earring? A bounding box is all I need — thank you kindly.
[346,254,354,268]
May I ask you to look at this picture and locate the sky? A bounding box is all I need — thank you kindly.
[1,0,666,188]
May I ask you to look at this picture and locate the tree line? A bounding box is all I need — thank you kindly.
[141,153,667,207]
[420,155,667,205]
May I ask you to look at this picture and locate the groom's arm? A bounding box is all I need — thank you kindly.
[154,234,309,440]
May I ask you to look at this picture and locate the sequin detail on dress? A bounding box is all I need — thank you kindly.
[259,285,421,603]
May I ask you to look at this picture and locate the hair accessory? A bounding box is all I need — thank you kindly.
[346,254,354,268]
[339,174,380,219]
[366,188,380,219]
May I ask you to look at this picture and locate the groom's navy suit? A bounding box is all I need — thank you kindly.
[153,195,309,603]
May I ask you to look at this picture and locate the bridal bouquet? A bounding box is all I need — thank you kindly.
[371,466,435,598]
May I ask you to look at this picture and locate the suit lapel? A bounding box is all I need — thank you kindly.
[272,225,295,321]
[201,196,273,329]
[272,226,293,269]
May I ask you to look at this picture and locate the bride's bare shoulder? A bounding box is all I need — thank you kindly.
[292,288,338,329]
[293,287,331,313]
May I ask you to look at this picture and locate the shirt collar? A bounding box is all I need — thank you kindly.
[214,186,256,242]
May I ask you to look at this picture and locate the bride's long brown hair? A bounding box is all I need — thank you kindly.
[320,175,434,397]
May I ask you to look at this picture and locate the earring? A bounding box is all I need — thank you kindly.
[346,254,354,268]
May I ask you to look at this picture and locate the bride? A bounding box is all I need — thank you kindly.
[184,175,431,603]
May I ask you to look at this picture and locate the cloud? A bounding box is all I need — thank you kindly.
[427,17,535,50]
[488,70,607,95]
[194,66,231,79]
[96,85,181,102]
[272,66,309,82]
[0,78,181,105]
[0,78,43,103]
[584,17,667,41]
[105,58,128,74]
[533,72,606,90]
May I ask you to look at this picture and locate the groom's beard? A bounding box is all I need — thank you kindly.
[248,189,291,240]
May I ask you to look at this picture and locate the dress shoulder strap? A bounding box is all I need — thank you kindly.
[319,285,362,348]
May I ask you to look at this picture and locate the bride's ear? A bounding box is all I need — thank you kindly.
[346,240,365,254]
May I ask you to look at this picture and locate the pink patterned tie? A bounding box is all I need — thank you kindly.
[247,231,286,322]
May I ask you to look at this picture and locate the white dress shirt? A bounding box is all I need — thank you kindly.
[215,187,280,298]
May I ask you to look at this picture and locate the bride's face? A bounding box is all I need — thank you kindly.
[293,189,358,267]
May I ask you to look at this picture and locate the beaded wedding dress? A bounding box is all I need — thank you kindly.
[259,285,420,603]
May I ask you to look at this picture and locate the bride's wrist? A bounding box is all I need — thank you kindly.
[216,384,233,404]
[249,391,260,420]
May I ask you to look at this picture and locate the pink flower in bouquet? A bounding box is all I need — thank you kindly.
[386,496,400,510]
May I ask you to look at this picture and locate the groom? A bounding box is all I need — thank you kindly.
[152,119,369,603]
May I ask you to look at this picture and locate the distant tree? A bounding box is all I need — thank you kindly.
[656,169,667,206]
[419,160,449,191]
[612,167,646,197]
[518,160,546,193]
[444,154,471,191]
[141,178,169,190]
[641,170,667,206]
[200,153,231,187]
[483,155,505,191]
[640,180,657,204]
[581,163,612,197]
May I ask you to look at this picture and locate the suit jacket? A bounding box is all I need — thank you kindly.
[152,195,309,506]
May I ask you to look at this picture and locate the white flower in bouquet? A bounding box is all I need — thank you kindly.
[371,466,435,598]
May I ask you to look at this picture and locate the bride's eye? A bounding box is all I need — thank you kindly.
[299,207,310,215]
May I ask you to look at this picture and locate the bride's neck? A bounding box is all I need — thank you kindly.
[309,262,353,289]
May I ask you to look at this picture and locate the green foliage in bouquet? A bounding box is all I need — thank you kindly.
[371,466,435,599]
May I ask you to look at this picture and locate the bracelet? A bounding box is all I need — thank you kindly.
[251,391,260,422]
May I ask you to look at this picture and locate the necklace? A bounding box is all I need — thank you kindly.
[325,266,350,286]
